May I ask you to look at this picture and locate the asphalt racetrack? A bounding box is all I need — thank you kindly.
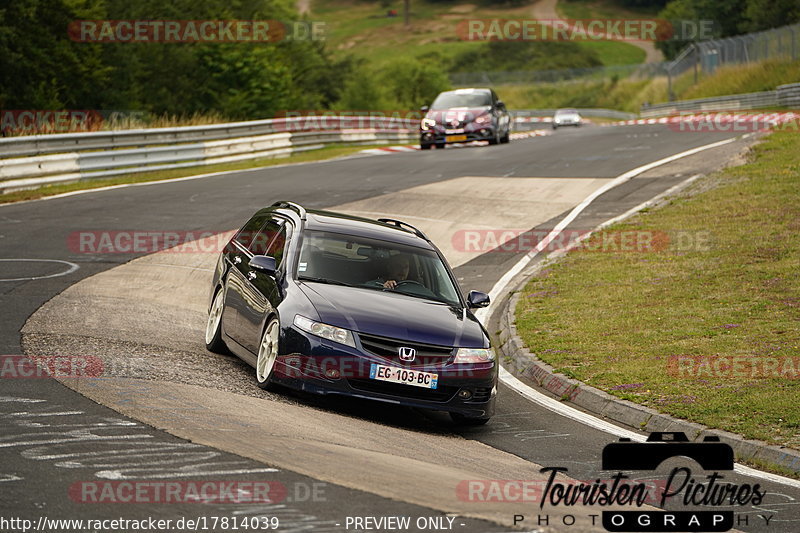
[2,123,797,533]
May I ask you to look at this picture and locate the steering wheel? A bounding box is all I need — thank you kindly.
[394,280,424,288]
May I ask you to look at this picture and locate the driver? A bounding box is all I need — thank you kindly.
[373,253,410,290]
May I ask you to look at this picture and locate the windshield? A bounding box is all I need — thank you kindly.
[297,230,462,307]
[431,90,491,109]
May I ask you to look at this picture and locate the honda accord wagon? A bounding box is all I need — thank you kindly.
[205,201,497,424]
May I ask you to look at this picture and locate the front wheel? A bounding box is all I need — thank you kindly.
[205,289,229,354]
[256,317,281,390]
[420,143,432,150]
[500,130,510,144]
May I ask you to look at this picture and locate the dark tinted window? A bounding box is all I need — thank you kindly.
[431,90,492,109]
[298,231,461,306]
[250,219,283,255]
[234,215,269,249]
[265,225,288,266]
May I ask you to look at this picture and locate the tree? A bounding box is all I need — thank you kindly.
[741,0,800,33]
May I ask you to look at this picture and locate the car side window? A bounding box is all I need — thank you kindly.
[235,215,269,249]
[249,219,283,256]
[265,225,288,267]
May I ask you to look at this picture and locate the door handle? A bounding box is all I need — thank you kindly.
[234,256,242,264]
[247,271,257,281]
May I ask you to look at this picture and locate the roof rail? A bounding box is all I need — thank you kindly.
[377,218,429,241]
[272,201,307,220]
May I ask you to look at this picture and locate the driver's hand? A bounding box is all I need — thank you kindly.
[383,280,397,289]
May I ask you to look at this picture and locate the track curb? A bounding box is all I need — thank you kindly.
[498,264,800,478]
[494,195,800,479]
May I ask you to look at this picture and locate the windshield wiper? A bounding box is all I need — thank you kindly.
[388,289,453,306]
[297,276,352,287]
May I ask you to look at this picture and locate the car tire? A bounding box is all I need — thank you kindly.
[552,124,558,130]
[500,130,510,144]
[256,317,281,390]
[435,143,445,149]
[420,143,432,150]
[205,289,229,354]
[450,412,490,426]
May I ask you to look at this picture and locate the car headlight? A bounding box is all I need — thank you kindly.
[453,347,495,363]
[474,114,491,125]
[293,315,355,348]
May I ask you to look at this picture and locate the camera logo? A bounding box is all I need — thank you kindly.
[602,432,733,472]
[600,432,760,532]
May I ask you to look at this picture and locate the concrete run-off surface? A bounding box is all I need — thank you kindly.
[21,174,628,530]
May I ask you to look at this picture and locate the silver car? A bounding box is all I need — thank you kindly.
[553,109,582,129]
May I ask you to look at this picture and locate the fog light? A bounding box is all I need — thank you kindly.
[479,129,490,137]
[458,389,473,399]
[325,369,340,379]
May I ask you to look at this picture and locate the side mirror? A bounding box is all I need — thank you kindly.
[420,105,429,113]
[467,290,490,309]
[249,255,277,275]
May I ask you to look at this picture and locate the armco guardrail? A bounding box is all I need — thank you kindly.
[511,108,637,125]
[640,83,800,118]
[0,116,418,193]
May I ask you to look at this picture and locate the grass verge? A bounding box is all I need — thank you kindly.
[494,57,800,112]
[0,144,375,205]
[557,0,661,19]
[319,0,645,69]
[515,130,800,451]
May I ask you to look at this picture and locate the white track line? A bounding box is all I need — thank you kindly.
[475,136,738,322]
[482,135,800,489]
[0,258,79,282]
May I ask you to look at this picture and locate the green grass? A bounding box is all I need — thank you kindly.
[495,77,652,112]
[0,144,375,204]
[515,130,800,450]
[681,60,800,101]
[576,40,646,66]
[557,0,662,19]
[493,57,800,112]
[556,0,656,66]
[318,0,513,67]
[318,0,645,71]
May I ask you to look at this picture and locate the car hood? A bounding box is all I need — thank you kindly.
[297,282,487,348]
[426,107,490,124]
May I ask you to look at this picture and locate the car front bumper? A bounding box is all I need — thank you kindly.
[420,127,497,146]
[274,329,498,418]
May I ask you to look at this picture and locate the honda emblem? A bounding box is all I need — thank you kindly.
[398,347,416,362]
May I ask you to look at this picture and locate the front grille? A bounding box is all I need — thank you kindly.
[348,379,457,402]
[358,333,454,366]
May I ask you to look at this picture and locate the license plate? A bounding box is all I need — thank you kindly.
[369,364,438,389]
[446,135,467,142]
